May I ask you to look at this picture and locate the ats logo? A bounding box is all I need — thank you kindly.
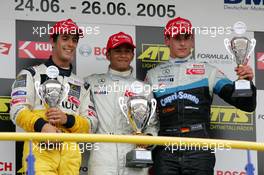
[0,97,11,121]
[257,52,264,70]
[18,41,51,59]
[210,105,253,125]
[0,42,12,55]
[138,44,169,63]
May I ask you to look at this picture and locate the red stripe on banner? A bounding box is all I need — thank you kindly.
[257,52,264,70]
[0,42,12,55]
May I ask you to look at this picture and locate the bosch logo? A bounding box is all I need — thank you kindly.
[94,47,106,56]
[0,162,12,172]
[216,170,246,175]
[78,44,106,60]
[79,44,92,57]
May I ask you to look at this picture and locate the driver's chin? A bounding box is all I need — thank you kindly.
[178,51,190,58]
[61,55,73,62]
[117,66,130,72]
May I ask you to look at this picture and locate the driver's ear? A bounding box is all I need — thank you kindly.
[164,36,170,46]
[106,51,111,61]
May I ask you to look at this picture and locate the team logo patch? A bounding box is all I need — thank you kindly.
[191,63,205,68]
[13,74,27,88]
[162,69,170,75]
[162,106,176,113]
[94,90,108,95]
[68,83,81,99]
[160,91,199,107]
[124,90,136,97]
[68,96,80,106]
[186,68,205,75]
[11,90,27,97]
[68,77,83,86]
[11,98,26,105]
[158,77,174,82]
[88,108,96,117]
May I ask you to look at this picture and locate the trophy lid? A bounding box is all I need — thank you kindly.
[131,81,144,94]
[46,66,59,79]
[233,21,247,35]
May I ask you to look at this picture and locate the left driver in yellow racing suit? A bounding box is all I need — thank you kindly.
[10,19,97,175]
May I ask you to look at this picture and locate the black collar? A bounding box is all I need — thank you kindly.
[44,57,72,77]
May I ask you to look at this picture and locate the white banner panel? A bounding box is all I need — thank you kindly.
[215,149,258,175]
[0,20,15,79]
[0,141,15,175]
[256,90,264,142]
[1,0,263,30]
[256,90,264,174]
[2,0,174,27]
[195,31,255,81]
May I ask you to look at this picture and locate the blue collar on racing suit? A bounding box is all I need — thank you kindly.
[168,54,193,64]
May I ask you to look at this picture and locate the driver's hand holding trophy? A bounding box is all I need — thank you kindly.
[119,81,157,168]
[224,29,256,97]
[34,65,70,144]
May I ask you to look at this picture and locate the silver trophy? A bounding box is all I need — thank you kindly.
[224,37,256,97]
[34,66,69,146]
[119,95,157,168]
[35,66,70,109]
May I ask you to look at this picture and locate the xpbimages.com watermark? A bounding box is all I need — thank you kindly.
[168,25,233,38]
[33,141,99,153]
[32,24,100,38]
[94,81,165,95]
[164,140,231,153]
[169,21,248,38]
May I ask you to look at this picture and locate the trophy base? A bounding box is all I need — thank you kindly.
[126,149,153,168]
[232,80,252,97]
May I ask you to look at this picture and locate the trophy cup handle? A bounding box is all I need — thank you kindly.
[34,81,43,100]
[224,38,234,59]
[246,38,256,60]
[118,97,130,124]
[147,99,157,125]
[61,83,70,103]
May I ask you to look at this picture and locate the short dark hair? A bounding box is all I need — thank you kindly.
[52,34,59,43]
[52,34,80,43]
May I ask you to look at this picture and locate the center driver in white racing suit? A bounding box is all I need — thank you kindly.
[84,32,158,175]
